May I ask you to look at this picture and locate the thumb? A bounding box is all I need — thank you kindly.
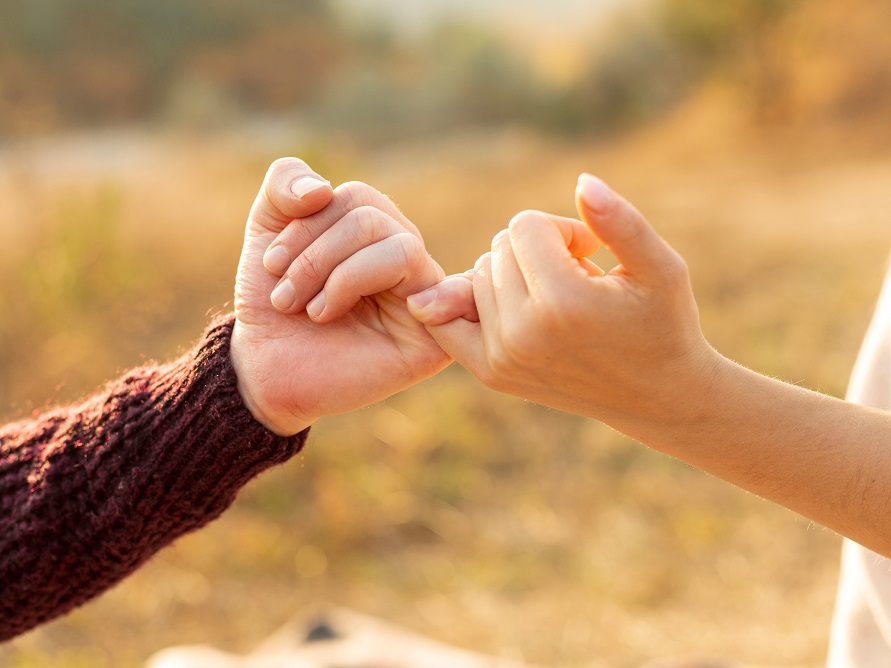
[575,173,674,281]
[249,158,334,234]
[407,273,479,326]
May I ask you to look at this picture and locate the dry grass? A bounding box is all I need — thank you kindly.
[1,114,889,667]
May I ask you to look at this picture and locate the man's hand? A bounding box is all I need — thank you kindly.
[230,158,450,436]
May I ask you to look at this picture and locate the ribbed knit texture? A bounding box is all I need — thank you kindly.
[0,315,308,642]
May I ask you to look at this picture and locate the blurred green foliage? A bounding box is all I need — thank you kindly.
[1,0,344,131]
[661,0,792,62]
[0,0,806,141]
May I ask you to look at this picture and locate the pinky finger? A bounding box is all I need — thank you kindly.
[408,274,479,326]
[423,317,489,383]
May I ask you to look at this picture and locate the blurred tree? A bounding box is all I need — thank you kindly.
[426,21,536,126]
[560,0,801,136]
[0,0,348,134]
[5,0,882,143]
[660,0,799,122]
[306,20,540,144]
[569,16,692,135]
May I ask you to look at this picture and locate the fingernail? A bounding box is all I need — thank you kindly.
[306,291,326,319]
[407,288,436,312]
[271,278,296,311]
[577,173,616,213]
[291,177,329,199]
[263,245,291,275]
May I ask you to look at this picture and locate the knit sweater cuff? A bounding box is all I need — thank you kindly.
[151,313,310,507]
[0,313,308,641]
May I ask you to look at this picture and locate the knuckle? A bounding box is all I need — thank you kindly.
[491,228,510,251]
[391,231,425,267]
[474,251,492,273]
[325,259,365,309]
[508,210,548,235]
[289,247,325,285]
[387,233,430,287]
[661,251,690,287]
[326,261,355,296]
[268,156,308,181]
[281,224,316,256]
[337,181,377,210]
[351,206,392,243]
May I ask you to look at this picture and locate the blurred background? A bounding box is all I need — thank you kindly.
[2,0,891,666]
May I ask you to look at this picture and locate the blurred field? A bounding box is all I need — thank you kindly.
[1,94,890,668]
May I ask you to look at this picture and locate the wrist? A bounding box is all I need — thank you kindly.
[646,348,762,463]
[229,322,314,437]
[625,339,732,454]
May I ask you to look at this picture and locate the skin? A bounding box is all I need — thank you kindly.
[407,174,891,557]
[229,158,450,437]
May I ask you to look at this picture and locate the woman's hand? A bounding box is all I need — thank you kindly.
[408,173,891,557]
[408,174,721,438]
[230,158,450,436]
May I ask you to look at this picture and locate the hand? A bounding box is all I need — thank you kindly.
[406,175,891,559]
[408,174,721,438]
[230,159,450,436]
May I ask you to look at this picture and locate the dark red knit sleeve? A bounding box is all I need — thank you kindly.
[0,315,308,642]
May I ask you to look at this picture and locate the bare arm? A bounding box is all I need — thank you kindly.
[654,357,891,553]
[409,174,891,556]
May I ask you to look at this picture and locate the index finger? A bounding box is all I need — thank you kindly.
[507,210,602,292]
[263,180,420,277]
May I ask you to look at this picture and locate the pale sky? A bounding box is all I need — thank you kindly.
[334,0,645,38]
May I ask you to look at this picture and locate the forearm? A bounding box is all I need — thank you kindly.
[0,315,308,641]
[412,176,891,553]
[628,355,891,555]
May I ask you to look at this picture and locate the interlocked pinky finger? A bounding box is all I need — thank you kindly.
[407,274,479,326]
